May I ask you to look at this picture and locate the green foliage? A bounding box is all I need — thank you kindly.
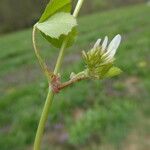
[105,66,122,78]
[37,12,77,38]
[36,12,77,48]
[68,101,135,145]
[42,27,78,48]
[39,0,71,23]
[36,0,77,48]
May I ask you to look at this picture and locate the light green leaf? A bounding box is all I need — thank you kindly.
[42,28,77,48]
[36,12,77,48]
[105,66,122,78]
[39,0,71,23]
[97,63,113,78]
[37,12,77,39]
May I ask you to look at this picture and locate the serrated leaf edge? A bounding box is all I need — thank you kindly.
[36,13,78,39]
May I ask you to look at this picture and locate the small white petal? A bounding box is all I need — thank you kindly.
[94,39,101,49]
[102,36,108,52]
[107,34,121,58]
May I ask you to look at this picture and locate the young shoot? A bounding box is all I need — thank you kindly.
[32,0,122,149]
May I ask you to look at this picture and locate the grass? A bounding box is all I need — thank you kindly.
[0,4,150,150]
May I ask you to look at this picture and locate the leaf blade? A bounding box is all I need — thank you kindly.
[36,12,77,48]
[39,0,71,23]
[105,66,122,78]
[42,28,77,48]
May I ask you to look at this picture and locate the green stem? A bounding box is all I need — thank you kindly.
[34,89,54,150]
[33,0,85,149]
[32,26,52,82]
[54,0,85,74]
[73,0,85,17]
[54,38,68,74]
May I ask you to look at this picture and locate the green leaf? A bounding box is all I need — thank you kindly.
[42,28,77,48]
[37,12,77,39]
[105,67,122,78]
[36,12,77,48]
[97,63,113,79]
[39,0,71,23]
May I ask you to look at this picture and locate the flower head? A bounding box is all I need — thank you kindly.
[82,34,122,79]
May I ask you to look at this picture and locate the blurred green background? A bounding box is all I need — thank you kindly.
[0,0,150,150]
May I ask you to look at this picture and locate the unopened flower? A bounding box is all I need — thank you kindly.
[82,34,122,79]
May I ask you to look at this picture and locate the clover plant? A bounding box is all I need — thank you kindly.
[32,0,122,149]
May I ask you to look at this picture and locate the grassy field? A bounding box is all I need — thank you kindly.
[0,4,150,150]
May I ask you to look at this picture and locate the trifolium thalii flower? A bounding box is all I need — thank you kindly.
[82,34,122,79]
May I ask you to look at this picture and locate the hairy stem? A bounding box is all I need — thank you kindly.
[59,76,88,91]
[32,26,53,82]
[33,0,85,149]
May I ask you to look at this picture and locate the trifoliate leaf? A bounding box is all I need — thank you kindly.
[105,67,122,78]
[36,12,77,48]
[39,0,71,23]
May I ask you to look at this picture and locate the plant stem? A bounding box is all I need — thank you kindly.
[73,0,85,17]
[59,76,88,91]
[54,38,68,74]
[34,89,54,150]
[32,26,52,82]
[54,0,85,74]
[33,0,85,149]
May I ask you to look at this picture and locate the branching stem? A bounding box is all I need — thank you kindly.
[33,0,85,150]
[59,76,88,91]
